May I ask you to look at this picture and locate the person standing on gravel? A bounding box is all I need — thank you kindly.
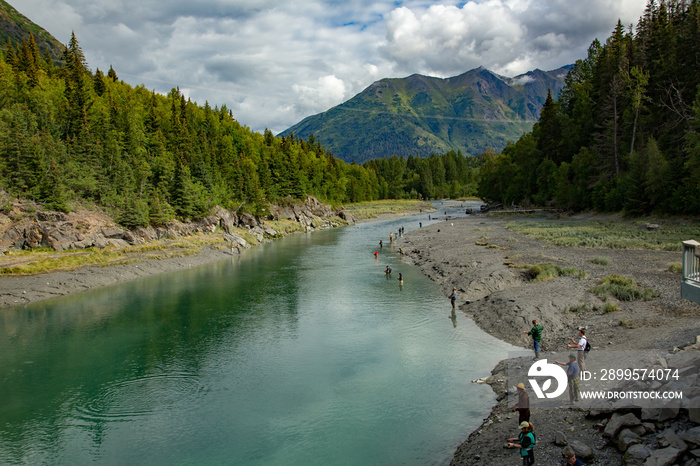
[523,319,543,359]
[555,353,580,403]
[507,421,536,466]
[512,383,530,424]
[568,328,587,373]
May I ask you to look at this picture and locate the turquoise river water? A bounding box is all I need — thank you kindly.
[0,202,517,465]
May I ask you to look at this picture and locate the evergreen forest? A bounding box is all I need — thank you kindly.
[0,32,480,228]
[478,0,700,215]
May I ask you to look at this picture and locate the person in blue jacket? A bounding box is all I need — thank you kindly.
[562,450,585,465]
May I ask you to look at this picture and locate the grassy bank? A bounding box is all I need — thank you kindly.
[0,233,232,276]
[341,199,434,220]
[503,216,700,251]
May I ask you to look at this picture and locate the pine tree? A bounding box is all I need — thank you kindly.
[63,32,90,139]
[148,190,174,226]
[107,65,118,82]
[93,68,106,96]
[25,33,40,88]
[3,39,16,67]
[171,161,199,219]
[535,90,564,163]
[66,31,88,73]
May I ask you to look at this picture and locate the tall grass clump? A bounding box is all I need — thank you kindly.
[591,257,611,266]
[602,302,620,313]
[668,262,683,274]
[0,249,125,275]
[504,219,698,251]
[342,200,432,220]
[528,263,587,282]
[592,274,659,301]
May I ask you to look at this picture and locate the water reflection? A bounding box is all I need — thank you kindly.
[0,202,517,465]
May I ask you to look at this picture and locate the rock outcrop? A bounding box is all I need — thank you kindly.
[0,196,353,253]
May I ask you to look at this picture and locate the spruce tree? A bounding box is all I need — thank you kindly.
[93,68,106,96]
[107,65,118,82]
[3,39,15,67]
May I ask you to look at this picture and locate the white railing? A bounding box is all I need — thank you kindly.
[682,240,700,304]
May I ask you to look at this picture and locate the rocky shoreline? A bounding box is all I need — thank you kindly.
[0,196,353,308]
[397,214,700,465]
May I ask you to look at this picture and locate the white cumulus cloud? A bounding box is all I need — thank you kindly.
[13,0,648,133]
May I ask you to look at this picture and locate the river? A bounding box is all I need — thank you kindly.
[0,202,517,465]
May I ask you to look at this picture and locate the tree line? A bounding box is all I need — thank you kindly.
[0,33,481,228]
[478,0,700,215]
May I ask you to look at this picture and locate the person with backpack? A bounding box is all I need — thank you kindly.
[507,421,536,466]
[568,328,588,373]
[523,319,544,360]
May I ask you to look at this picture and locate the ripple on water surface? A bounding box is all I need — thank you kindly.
[73,372,205,422]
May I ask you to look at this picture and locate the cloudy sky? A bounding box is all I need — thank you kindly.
[16,0,648,134]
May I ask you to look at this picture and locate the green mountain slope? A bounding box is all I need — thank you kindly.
[282,66,570,163]
[0,0,64,63]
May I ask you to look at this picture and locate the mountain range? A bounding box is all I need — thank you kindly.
[281,65,571,163]
[1,0,569,165]
[0,0,64,63]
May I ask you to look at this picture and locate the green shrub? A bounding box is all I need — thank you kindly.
[592,274,659,301]
[591,257,611,266]
[504,219,698,252]
[619,318,634,328]
[668,262,683,274]
[561,266,587,279]
[603,302,620,313]
[528,263,587,282]
[567,303,589,313]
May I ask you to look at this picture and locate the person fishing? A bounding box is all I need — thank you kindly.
[507,421,536,466]
[568,328,588,373]
[555,353,580,403]
[512,383,530,424]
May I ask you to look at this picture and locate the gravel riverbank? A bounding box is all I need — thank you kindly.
[2,210,699,465]
[397,213,700,465]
